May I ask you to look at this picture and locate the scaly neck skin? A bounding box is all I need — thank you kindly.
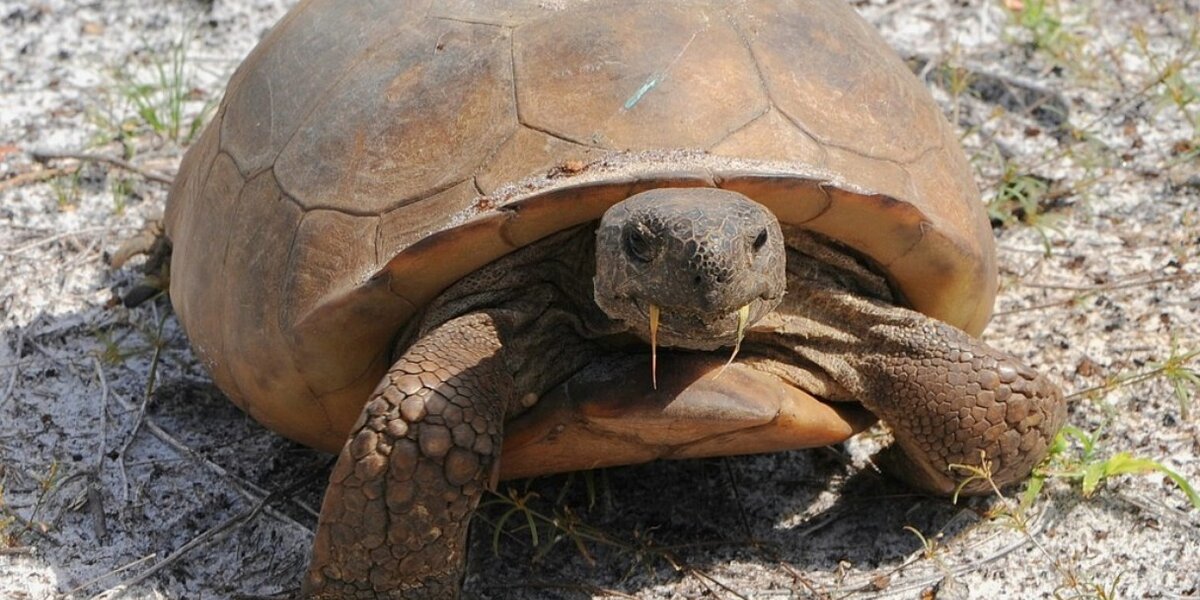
[743,227,899,403]
[411,226,627,415]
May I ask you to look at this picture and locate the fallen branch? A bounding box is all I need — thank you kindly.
[30,150,174,185]
[0,166,77,192]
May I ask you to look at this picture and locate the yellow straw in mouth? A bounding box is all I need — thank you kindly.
[649,304,660,390]
[717,304,751,378]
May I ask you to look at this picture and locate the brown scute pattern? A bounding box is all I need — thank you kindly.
[376,180,480,267]
[711,109,828,167]
[430,0,577,27]
[824,145,920,206]
[910,118,986,239]
[274,19,516,213]
[513,3,767,149]
[219,174,311,432]
[283,209,380,393]
[166,0,991,454]
[304,313,512,598]
[475,126,604,195]
[169,151,245,403]
[731,0,942,163]
[221,0,433,177]
[163,106,222,244]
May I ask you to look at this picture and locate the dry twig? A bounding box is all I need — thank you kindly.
[30,150,174,185]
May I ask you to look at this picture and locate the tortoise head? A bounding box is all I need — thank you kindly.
[594,188,786,351]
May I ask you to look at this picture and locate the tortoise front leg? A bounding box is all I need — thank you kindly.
[303,312,514,599]
[850,310,1067,495]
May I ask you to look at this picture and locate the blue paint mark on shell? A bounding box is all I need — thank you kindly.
[623,77,659,110]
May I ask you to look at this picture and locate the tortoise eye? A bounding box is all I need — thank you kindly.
[752,228,769,252]
[624,224,657,263]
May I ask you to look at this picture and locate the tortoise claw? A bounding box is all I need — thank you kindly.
[111,218,171,308]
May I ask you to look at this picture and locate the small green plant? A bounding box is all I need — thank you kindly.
[945,455,1124,598]
[0,483,16,547]
[110,175,135,215]
[1004,0,1084,70]
[49,170,82,211]
[987,161,1063,254]
[1022,426,1200,510]
[1132,25,1200,137]
[113,31,213,145]
[1150,343,1200,420]
[1071,344,1200,421]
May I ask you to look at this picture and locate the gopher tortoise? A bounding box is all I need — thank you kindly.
[146,0,1067,596]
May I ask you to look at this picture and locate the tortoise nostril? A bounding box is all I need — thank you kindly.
[693,275,703,286]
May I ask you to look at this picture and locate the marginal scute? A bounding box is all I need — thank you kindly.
[823,145,918,205]
[716,173,831,225]
[476,127,604,195]
[377,180,479,267]
[282,209,382,406]
[170,151,244,402]
[803,188,925,270]
[219,170,310,435]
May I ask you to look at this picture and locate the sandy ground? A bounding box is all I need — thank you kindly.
[2,0,1198,598]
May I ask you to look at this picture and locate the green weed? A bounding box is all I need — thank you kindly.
[0,462,61,546]
[987,160,1064,254]
[1132,25,1200,137]
[110,175,135,215]
[1004,0,1085,71]
[1022,426,1200,510]
[945,454,1125,599]
[1149,343,1200,420]
[111,31,214,145]
[1071,345,1200,421]
[49,170,82,211]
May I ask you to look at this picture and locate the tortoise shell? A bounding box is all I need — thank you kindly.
[164,0,994,470]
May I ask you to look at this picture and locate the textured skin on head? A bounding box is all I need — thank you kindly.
[594,188,786,350]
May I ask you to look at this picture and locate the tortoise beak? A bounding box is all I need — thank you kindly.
[649,303,660,389]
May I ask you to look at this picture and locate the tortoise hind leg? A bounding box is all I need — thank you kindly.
[304,312,514,599]
[110,217,171,308]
